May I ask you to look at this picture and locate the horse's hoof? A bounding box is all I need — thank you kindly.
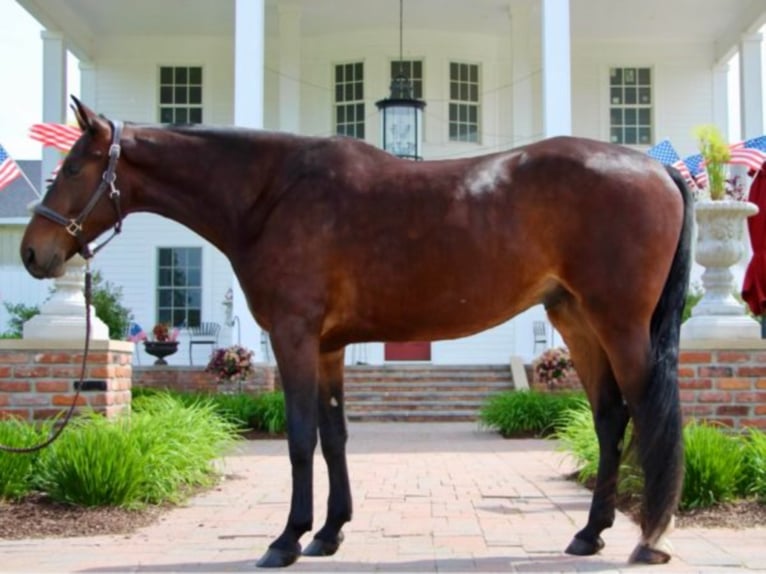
[629,543,672,565]
[256,546,301,568]
[303,531,344,556]
[565,535,604,556]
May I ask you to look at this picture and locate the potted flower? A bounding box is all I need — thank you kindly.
[532,347,578,390]
[694,124,731,200]
[143,323,179,365]
[682,125,760,339]
[206,345,255,393]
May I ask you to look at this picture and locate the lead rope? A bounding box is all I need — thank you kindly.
[0,262,93,453]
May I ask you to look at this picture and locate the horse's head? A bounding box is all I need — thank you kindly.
[20,96,125,279]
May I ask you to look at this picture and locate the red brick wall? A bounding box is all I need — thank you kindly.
[0,340,133,421]
[679,345,766,430]
[133,365,276,394]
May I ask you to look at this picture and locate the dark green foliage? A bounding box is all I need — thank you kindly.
[248,391,287,434]
[681,422,744,509]
[681,290,702,323]
[479,390,587,437]
[555,405,765,511]
[36,396,238,507]
[1,302,40,338]
[90,271,132,340]
[739,429,766,500]
[132,387,287,435]
[0,419,52,499]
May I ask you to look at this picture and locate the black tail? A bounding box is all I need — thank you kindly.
[637,166,693,541]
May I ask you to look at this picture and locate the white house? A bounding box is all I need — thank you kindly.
[5,0,766,365]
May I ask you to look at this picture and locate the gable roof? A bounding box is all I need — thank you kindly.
[0,160,40,219]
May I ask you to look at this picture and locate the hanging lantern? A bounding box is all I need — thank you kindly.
[376,73,425,160]
[376,0,426,161]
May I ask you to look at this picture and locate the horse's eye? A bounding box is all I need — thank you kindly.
[63,162,81,177]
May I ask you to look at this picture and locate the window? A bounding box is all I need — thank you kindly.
[334,62,365,139]
[157,247,202,327]
[390,60,423,99]
[449,62,480,143]
[159,66,203,124]
[609,67,652,145]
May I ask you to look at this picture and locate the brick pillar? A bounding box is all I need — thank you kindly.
[0,340,133,421]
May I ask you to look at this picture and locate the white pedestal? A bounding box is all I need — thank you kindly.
[23,254,109,340]
[681,315,761,341]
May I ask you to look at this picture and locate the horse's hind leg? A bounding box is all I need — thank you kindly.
[303,348,352,557]
[548,301,629,557]
[593,321,682,564]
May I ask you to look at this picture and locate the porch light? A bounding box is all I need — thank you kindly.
[376,0,426,161]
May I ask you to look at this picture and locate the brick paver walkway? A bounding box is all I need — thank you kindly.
[1,422,764,572]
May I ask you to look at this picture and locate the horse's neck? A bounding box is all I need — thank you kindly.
[126,128,284,253]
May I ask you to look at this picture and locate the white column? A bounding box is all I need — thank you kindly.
[232,0,268,359]
[541,0,572,137]
[712,62,730,139]
[278,4,301,133]
[79,61,97,106]
[41,31,67,191]
[739,33,764,139]
[234,0,265,128]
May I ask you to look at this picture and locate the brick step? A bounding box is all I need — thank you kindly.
[345,382,511,394]
[346,410,480,422]
[341,364,515,422]
[346,390,506,401]
[344,367,511,383]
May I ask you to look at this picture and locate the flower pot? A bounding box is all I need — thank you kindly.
[143,341,179,365]
[682,199,760,340]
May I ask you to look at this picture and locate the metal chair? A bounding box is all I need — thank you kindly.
[187,322,220,365]
[533,320,548,355]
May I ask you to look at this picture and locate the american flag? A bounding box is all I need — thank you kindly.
[646,139,693,186]
[0,144,22,192]
[28,123,81,152]
[683,153,707,188]
[728,135,766,172]
[127,322,147,343]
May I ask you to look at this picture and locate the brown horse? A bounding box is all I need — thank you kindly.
[21,97,691,568]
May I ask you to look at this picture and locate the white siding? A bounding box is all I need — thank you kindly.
[572,40,715,154]
[88,35,234,125]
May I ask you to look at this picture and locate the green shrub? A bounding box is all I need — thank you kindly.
[37,395,238,507]
[738,428,766,501]
[0,419,52,499]
[249,391,287,434]
[479,390,587,437]
[554,403,601,482]
[90,271,132,340]
[681,422,744,510]
[2,302,40,338]
[36,414,146,507]
[133,388,287,435]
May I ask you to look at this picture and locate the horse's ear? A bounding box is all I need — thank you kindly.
[71,96,104,132]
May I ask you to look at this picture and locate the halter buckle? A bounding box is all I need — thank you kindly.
[66,220,82,237]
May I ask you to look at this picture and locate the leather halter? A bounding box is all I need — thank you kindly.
[33,120,124,260]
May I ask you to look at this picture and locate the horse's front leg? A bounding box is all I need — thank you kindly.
[257,324,320,569]
[303,348,352,557]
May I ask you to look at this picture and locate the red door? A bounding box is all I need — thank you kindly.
[384,341,431,361]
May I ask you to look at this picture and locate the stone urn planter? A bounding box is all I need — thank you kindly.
[143,341,179,365]
[682,199,760,340]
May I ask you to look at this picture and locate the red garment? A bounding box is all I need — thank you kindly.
[741,163,766,315]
